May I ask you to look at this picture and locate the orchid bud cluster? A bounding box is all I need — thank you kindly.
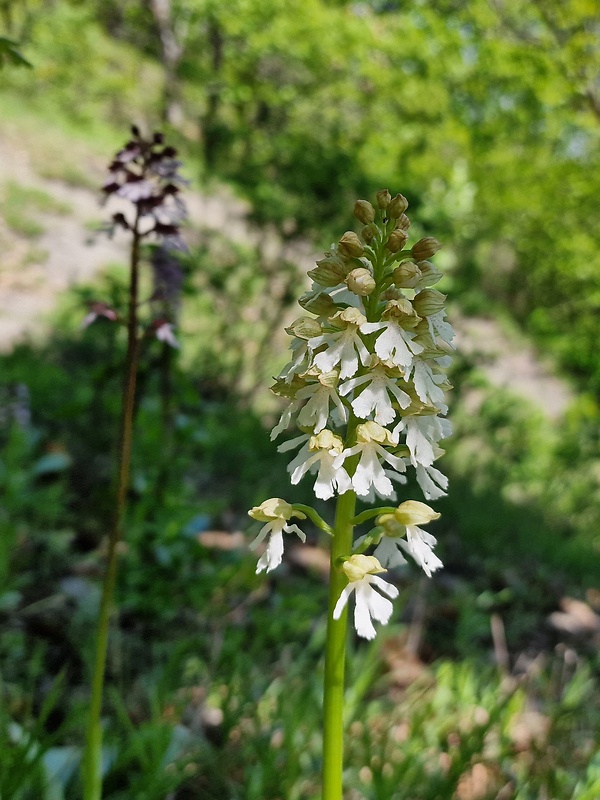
[249,191,453,639]
[83,127,188,347]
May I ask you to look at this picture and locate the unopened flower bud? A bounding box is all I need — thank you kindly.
[396,213,411,231]
[415,260,443,287]
[343,554,385,582]
[353,200,376,225]
[387,193,409,219]
[299,292,336,316]
[338,231,364,258]
[361,223,378,244]
[412,237,441,261]
[308,260,347,287]
[386,229,409,253]
[393,261,421,288]
[382,299,421,328]
[345,267,376,296]
[376,189,391,209]
[412,289,446,317]
[285,317,322,340]
[249,497,297,522]
[393,500,441,526]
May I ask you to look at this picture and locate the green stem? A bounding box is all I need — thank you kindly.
[82,217,141,800]
[322,489,356,800]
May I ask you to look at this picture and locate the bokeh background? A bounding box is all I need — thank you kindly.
[1,1,599,798]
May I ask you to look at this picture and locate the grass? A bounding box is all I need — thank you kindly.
[2,180,72,238]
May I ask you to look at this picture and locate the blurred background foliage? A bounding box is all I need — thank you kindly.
[1,0,600,797]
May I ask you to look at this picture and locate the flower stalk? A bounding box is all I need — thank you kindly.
[322,489,356,800]
[82,217,141,800]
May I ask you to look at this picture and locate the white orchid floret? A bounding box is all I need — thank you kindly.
[277,336,311,383]
[404,358,448,412]
[426,310,455,346]
[416,461,449,501]
[295,369,347,433]
[339,362,411,426]
[309,307,370,380]
[374,501,443,576]
[280,429,352,500]
[393,413,452,468]
[360,300,424,370]
[248,498,307,574]
[334,421,405,500]
[333,554,399,640]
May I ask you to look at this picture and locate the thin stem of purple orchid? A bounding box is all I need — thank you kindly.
[322,488,356,800]
[82,210,141,800]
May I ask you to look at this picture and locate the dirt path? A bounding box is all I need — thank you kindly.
[0,132,572,417]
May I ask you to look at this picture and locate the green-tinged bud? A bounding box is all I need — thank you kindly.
[361,223,378,244]
[354,200,376,225]
[356,420,396,446]
[393,261,421,288]
[382,298,421,329]
[386,228,409,253]
[381,287,405,302]
[270,375,305,398]
[332,307,367,327]
[316,370,340,389]
[249,497,304,522]
[416,260,443,287]
[338,231,364,258]
[377,513,404,537]
[387,193,409,219]
[299,291,336,316]
[285,317,322,340]
[308,260,347,287]
[412,237,441,261]
[412,289,447,317]
[396,213,411,231]
[343,554,385,582]
[376,189,392,209]
[346,267,376,296]
[309,429,344,454]
[393,500,440,526]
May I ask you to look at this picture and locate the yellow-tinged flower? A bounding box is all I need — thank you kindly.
[342,554,386,582]
[248,498,305,524]
[334,554,398,640]
[248,499,307,574]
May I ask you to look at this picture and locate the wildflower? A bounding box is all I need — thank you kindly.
[248,498,307,574]
[335,422,405,499]
[360,300,424,369]
[280,430,352,500]
[154,320,180,348]
[310,308,370,380]
[393,413,452,468]
[375,501,442,576]
[296,370,348,433]
[81,302,118,329]
[333,555,399,640]
[339,361,411,425]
